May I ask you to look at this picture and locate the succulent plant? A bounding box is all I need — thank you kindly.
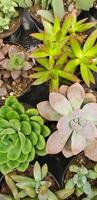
[31,14,97,89]
[64,30,97,87]
[0,96,51,174]
[0,0,19,32]
[76,0,95,11]
[0,40,33,97]
[31,0,64,22]
[64,164,97,199]
[37,83,97,161]
[0,161,75,200]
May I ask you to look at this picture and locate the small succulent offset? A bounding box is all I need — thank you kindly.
[37,83,97,161]
[64,164,97,199]
[0,96,51,174]
[0,42,33,80]
[65,30,97,87]
[31,0,64,22]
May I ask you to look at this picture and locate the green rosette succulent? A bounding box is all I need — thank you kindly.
[0,96,51,174]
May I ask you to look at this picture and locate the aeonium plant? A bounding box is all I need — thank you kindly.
[37,83,97,161]
[0,96,51,174]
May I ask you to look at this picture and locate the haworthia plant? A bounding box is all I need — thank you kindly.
[0,96,51,174]
[76,0,95,10]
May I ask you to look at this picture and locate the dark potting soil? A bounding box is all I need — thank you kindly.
[64,153,97,200]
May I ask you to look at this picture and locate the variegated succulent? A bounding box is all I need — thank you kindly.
[37,83,97,161]
[0,96,51,174]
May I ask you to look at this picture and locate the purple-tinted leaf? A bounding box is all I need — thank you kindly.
[80,122,97,139]
[46,131,66,154]
[59,85,69,96]
[84,139,97,161]
[62,139,73,158]
[8,45,18,57]
[57,116,72,139]
[49,93,73,116]
[67,83,85,110]
[23,61,32,70]
[82,103,97,123]
[71,131,86,155]
[11,70,21,80]
[37,101,63,121]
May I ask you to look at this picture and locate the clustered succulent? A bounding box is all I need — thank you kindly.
[0,39,33,97]
[31,0,64,22]
[0,0,19,33]
[0,96,51,174]
[31,12,97,91]
[37,83,97,161]
[64,164,97,199]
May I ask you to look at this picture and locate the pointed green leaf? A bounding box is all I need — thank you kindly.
[64,59,80,73]
[42,164,48,179]
[31,33,44,41]
[70,38,83,58]
[80,63,90,87]
[36,58,49,69]
[31,49,48,58]
[83,30,97,53]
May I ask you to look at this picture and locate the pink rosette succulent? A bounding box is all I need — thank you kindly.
[37,83,97,161]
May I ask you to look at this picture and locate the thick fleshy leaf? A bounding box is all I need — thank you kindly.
[37,101,63,121]
[80,63,90,87]
[59,85,68,96]
[71,131,86,155]
[62,139,73,158]
[46,131,67,154]
[76,0,95,10]
[57,116,72,139]
[80,122,97,138]
[70,38,83,58]
[11,70,21,80]
[84,139,97,161]
[37,10,54,23]
[67,83,85,110]
[84,93,96,104]
[33,161,42,182]
[31,33,44,41]
[82,103,97,124]
[64,59,80,73]
[49,93,73,116]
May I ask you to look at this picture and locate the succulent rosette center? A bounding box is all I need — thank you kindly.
[37,83,97,161]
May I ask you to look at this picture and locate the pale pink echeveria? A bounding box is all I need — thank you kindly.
[37,83,97,161]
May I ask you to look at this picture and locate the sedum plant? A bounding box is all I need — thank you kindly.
[64,30,97,87]
[0,96,51,174]
[31,13,97,90]
[0,161,74,200]
[31,0,64,22]
[64,164,97,199]
[37,83,97,161]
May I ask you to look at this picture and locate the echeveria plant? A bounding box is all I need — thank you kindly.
[37,83,97,161]
[64,164,97,199]
[0,96,51,174]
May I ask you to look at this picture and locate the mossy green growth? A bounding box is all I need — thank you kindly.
[0,96,51,174]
